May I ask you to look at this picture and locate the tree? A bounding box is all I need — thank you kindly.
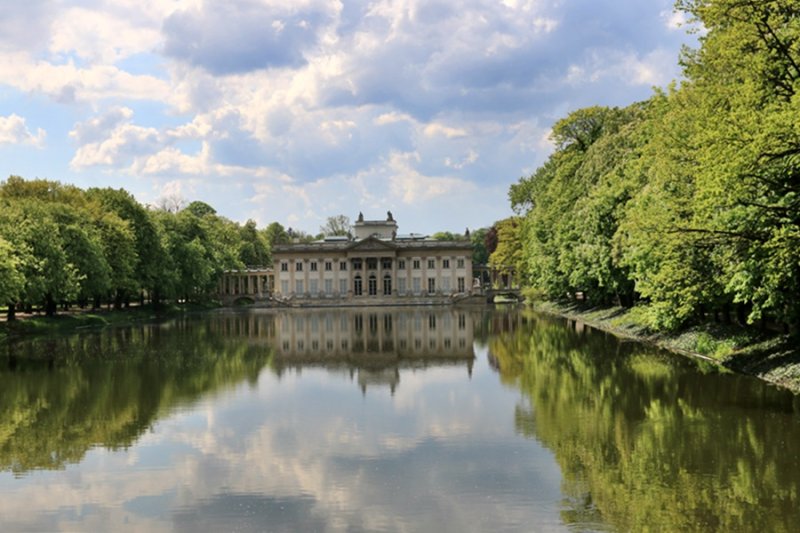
[0,237,24,319]
[239,220,270,267]
[264,222,289,248]
[320,215,351,237]
[470,228,490,265]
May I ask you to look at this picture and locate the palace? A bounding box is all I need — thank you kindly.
[271,212,474,305]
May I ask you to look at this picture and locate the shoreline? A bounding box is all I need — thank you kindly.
[530,301,800,394]
[0,303,220,343]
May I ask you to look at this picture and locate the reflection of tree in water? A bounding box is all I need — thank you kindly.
[489,311,800,532]
[0,316,272,475]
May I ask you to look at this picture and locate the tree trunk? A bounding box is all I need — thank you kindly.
[45,294,57,317]
[6,303,15,322]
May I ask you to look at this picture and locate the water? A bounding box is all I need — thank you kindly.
[0,307,798,532]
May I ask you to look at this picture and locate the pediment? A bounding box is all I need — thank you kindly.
[346,236,397,252]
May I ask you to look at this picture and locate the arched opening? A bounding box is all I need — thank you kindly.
[383,274,392,295]
[354,275,363,296]
[368,274,377,296]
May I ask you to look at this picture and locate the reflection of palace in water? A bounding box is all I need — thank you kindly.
[274,309,476,394]
[209,309,476,394]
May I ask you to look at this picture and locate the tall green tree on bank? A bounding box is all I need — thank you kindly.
[0,176,282,315]
[510,0,800,330]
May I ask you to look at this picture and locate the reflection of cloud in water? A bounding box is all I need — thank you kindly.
[0,308,566,531]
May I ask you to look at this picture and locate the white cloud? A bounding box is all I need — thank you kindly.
[0,114,45,147]
[49,7,161,64]
[0,52,171,104]
[386,151,475,203]
[423,123,468,139]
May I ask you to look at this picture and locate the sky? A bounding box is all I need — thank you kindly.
[0,0,697,235]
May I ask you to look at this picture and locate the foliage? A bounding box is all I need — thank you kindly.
[510,0,800,330]
[320,214,352,237]
[0,176,281,314]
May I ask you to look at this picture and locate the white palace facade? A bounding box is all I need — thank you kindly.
[271,213,474,305]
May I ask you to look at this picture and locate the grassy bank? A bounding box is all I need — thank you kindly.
[531,300,800,393]
[0,302,220,343]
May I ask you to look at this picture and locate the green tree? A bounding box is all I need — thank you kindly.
[320,215,351,237]
[239,219,270,267]
[0,237,24,319]
[264,222,289,249]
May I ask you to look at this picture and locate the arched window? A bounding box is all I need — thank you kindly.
[354,275,363,296]
[383,274,392,295]
[368,274,377,296]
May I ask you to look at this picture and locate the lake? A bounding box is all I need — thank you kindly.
[0,307,798,532]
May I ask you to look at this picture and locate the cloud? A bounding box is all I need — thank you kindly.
[162,0,334,74]
[69,108,161,168]
[0,0,697,234]
[0,0,57,53]
[423,123,468,139]
[0,52,172,104]
[49,7,162,64]
[0,114,46,147]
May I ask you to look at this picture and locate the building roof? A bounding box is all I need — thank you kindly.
[273,235,472,254]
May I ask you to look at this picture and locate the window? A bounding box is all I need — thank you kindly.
[354,275,363,296]
[382,258,392,270]
[427,278,436,294]
[412,259,420,269]
[427,259,435,269]
[428,315,436,330]
[457,258,465,269]
[398,259,406,269]
[398,277,406,294]
[458,314,466,330]
[339,279,348,294]
[281,280,289,294]
[295,280,304,294]
[310,262,318,271]
[340,261,347,270]
[383,275,392,295]
[325,261,332,271]
[295,261,303,272]
[310,279,318,294]
[443,259,450,269]
[353,259,362,270]
[324,279,333,294]
[368,274,377,296]
[366,258,377,270]
[281,262,288,272]
[442,277,451,291]
[458,277,465,292]
[412,277,421,293]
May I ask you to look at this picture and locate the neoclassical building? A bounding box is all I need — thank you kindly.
[272,213,474,304]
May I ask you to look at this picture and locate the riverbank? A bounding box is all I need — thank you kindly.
[530,301,800,393]
[0,302,220,343]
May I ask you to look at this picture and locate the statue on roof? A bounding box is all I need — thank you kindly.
[357,212,364,222]
[387,210,394,221]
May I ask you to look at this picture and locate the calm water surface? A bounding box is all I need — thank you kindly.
[0,307,798,532]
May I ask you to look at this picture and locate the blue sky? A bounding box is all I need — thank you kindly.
[0,0,696,235]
